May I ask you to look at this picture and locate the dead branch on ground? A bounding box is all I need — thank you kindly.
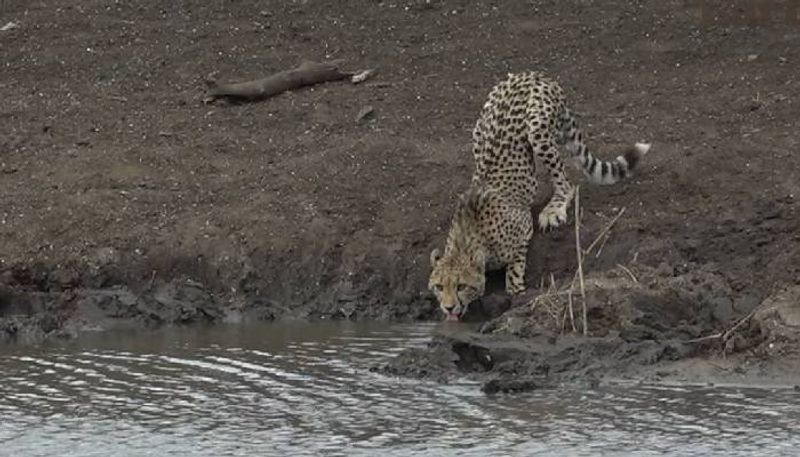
[203,60,375,103]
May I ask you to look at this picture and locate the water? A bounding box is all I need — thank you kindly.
[0,321,798,456]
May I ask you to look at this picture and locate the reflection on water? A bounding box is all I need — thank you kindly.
[0,321,798,456]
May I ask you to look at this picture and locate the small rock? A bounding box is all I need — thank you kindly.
[355,105,374,123]
[778,57,788,64]
[747,54,758,62]
[351,69,376,84]
[0,21,19,32]
[746,100,763,112]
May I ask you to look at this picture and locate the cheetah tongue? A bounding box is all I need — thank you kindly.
[446,313,460,322]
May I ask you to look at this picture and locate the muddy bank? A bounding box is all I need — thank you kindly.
[0,254,439,343]
[377,266,800,390]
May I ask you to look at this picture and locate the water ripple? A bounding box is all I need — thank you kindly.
[0,321,798,456]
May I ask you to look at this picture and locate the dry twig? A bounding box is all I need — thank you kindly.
[685,304,763,344]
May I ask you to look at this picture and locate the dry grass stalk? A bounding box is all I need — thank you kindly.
[567,279,577,332]
[617,264,639,283]
[530,274,561,327]
[594,233,611,258]
[585,207,626,256]
[574,186,588,335]
[552,273,576,332]
[529,194,632,336]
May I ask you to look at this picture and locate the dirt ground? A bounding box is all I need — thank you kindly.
[1,1,798,382]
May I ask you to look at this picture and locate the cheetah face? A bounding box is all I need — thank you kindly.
[428,249,486,321]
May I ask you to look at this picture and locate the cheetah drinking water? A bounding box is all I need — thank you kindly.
[429,71,650,321]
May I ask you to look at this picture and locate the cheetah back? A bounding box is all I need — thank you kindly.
[471,72,566,207]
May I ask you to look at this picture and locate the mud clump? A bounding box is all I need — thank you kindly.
[482,377,550,395]
[372,342,461,384]
[749,286,800,355]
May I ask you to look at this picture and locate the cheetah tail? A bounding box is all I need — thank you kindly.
[559,110,650,185]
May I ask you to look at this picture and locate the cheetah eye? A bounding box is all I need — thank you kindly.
[457,284,469,292]
[433,284,443,292]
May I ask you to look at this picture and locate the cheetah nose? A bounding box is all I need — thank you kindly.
[443,304,456,312]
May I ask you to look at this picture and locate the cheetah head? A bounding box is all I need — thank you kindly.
[428,248,486,321]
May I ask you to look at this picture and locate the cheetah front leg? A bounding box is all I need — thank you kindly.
[504,209,534,295]
[505,248,528,295]
[533,138,575,231]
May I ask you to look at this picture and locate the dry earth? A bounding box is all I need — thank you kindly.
[1,0,798,385]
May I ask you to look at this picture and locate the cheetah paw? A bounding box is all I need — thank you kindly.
[538,205,567,232]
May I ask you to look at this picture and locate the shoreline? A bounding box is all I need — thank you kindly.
[2,0,798,389]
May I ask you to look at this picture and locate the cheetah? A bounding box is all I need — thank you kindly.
[429,71,650,321]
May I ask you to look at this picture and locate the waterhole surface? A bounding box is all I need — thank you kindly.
[1,321,797,456]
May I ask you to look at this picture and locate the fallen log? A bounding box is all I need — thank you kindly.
[204,60,373,103]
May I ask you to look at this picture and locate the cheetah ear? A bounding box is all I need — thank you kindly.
[430,248,442,266]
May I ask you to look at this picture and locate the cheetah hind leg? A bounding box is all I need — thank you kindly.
[537,184,575,231]
[531,135,575,232]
